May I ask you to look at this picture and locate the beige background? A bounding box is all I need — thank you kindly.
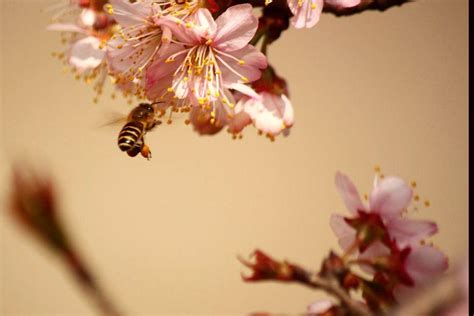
[0,0,468,315]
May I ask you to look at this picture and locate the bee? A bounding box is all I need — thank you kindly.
[117,102,163,160]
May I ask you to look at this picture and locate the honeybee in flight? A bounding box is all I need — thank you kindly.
[117,102,163,160]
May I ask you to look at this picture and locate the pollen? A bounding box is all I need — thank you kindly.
[104,4,114,14]
[424,200,431,207]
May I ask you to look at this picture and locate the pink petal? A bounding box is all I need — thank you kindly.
[405,245,448,285]
[334,171,365,214]
[288,0,323,29]
[219,45,267,86]
[157,16,201,45]
[369,176,412,219]
[227,111,252,134]
[324,0,361,8]
[329,214,356,250]
[145,44,187,100]
[386,217,438,248]
[79,9,96,27]
[68,36,105,72]
[47,23,86,33]
[194,8,217,38]
[307,300,334,314]
[280,95,294,127]
[214,4,258,52]
[228,83,261,100]
[109,0,153,27]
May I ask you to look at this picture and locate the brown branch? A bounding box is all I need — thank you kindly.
[303,272,373,316]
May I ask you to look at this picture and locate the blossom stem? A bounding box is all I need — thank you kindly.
[65,251,122,316]
[342,239,359,261]
[304,272,373,316]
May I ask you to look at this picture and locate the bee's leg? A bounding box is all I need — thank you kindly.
[140,143,152,160]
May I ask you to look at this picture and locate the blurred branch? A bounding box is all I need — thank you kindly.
[8,166,122,316]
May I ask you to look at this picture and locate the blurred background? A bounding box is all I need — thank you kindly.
[0,0,468,315]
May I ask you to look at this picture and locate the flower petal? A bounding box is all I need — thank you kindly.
[330,214,356,250]
[68,36,105,72]
[219,45,267,86]
[405,245,448,285]
[307,300,334,314]
[324,0,361,8]
[47,23,86,33]
[145,44,187,100]
[288,0,323,29]
[334,171,366,214]
[214,4,258,51]
[109,0,154,27]
[386,217,438,248]
[369,176,412,218]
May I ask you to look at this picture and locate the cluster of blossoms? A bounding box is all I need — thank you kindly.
[48,0,363,140]
[240,169,448,315]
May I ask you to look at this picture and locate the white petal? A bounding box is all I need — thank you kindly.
[68,36,105,71]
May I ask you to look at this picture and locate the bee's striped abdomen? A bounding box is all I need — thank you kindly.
[118,121,144,152]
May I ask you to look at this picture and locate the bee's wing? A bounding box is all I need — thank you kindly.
[98,112,128,128]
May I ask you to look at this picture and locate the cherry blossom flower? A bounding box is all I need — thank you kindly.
[230,66,293,138]
[48,9,110,72]
[288,0,361,29]
[330,172,438,251]
[146,4,267,120]
[106,0,171,94]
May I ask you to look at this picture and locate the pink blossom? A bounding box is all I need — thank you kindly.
[288,0,360,29]
[106,0,170,88]
[48,9,108,72]
[145,4,267,118]
[330,172,438,250]
[232,92,294,137]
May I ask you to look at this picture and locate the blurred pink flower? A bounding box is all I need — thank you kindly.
[330,172,438,251]
[288,0,360,29]
[146,4,267,115]
[48,9,108,72]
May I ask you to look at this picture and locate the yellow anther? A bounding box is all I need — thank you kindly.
[185,22,193,28]
[424,200,431,207]
[238,60,245,65]
[410,181,417,188]
[205,39,213,45]
[414,195,420,201]
[311,3,317,9]
[241,76,249,83]
[167,87,174,92]
[265,0,273,5]
[104,4,114,14]
[374,165,381,173]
